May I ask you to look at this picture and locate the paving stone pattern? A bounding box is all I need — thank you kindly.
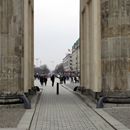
[0,106,25,128]
[65,82,130,130]
[30,80,114,130]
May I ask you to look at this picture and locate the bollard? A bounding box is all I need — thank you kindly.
[57,83,59,95]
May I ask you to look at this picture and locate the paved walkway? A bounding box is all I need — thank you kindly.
[30,80,114,130]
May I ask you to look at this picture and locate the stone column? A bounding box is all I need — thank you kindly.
[80,0,101,93]
[91,0,101,92]
[28,0,32,90]
[24,0,34,92]
[101,0,130,96]
[31,0,34,90]
[0,0,24,95]
[24,0,30,93]
[80,0,85,87]
[0,0,33,97]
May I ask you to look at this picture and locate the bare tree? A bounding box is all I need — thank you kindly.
[39,64,50,74]
[54,63,64,74]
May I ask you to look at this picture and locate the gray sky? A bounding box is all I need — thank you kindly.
[34,0,79,70]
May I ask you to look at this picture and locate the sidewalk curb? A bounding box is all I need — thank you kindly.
[61,84,130,130]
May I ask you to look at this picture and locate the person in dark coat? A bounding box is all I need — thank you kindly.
[51,74,55,86]
[43,75,48,86]
[60,75,63,84]
[70,76,73,82]
[39,75,44,86]
[63,75,66,84]
[74,76,78,83]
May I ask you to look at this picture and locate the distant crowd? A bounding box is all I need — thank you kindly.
[34,73,80,87]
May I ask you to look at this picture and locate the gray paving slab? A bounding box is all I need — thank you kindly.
[63,83,130,130]
[30,80,115,130]
[95,109,130,130]
[17,92,41,130]
[103,107,130,129]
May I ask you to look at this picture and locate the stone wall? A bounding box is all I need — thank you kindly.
[101,0,130,96]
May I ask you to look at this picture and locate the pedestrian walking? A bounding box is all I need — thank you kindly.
[39,75,44,86]
[74,76,77,83]
[63,75,66,84]
[70,76,73,82]
[43,75,48,86]
[51,74,55,86]
[60,75,63,84]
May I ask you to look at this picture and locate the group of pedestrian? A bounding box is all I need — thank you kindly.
[35,73,56,87]
[58,74,79,84]
[70,76,79,83]
[35,73,79,87]
[59,75,66,84]
[39,74,48,86]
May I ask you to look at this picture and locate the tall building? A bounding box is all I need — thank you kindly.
[72,39,80,75]
[0,0,34,96]
[80,0,130,98]
[63,54,72,73]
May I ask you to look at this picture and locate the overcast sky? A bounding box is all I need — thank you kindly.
[34,0,79,70]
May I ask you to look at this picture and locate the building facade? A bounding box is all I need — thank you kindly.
[63,54,72,73]
[72,39,80,75]
[80,0,130,97]
[0,0,34,95]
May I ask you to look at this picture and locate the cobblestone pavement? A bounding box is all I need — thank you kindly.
[30,79,114,130]
[0,106,25,128]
